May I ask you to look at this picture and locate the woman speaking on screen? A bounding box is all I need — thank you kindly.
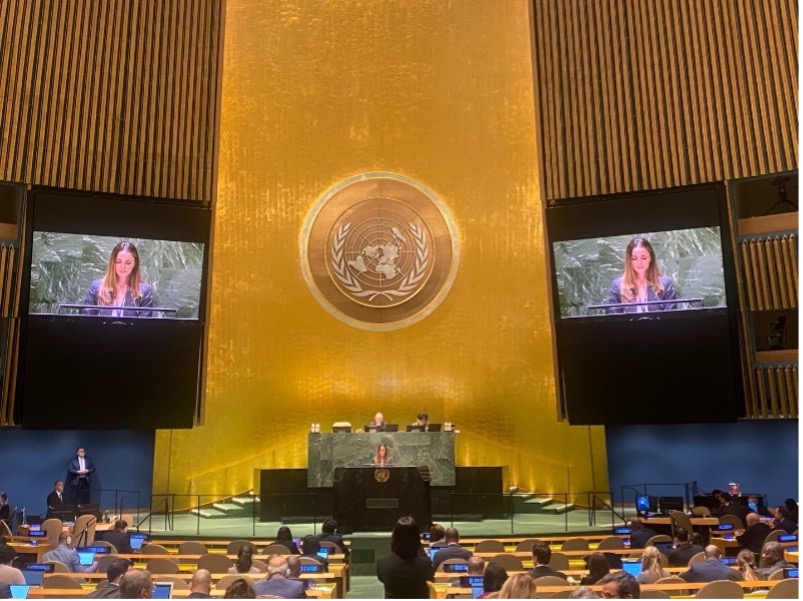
[84,241,154,317]
[608,237,676,313]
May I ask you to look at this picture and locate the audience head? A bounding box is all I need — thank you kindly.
[235,544,255,573]
[0,493,7,505]
[745,512,761,527]
[673,527,689,544]
[466,556,485,576]
[531,541,552,566]
[322,519,338,535]
[190,569,212,595]
[58,531,74,548]
[223,578,255,599]
[301,535,321,556]
[629,518,644,531]
[586,552,610,580]
[429,523,445,542]
[276,526,293,541]
[499,573,537,599]
[286,555,301,578]
[784,498,798,513]
[736,548,756,571]
[374,412,384,425]
[482,562,508,594]
[107,558,133,584]
[119,569,153,599]
[719,492,732,505]
[390,516,421,559]
[416,413,428,425]
[114,519,128,532]
[267,555,290,579]
[703,545,721,560]
[569,587,601,599]
[775,506,791,520]
[0,545,16,566]
[444,527,460,543]
[599,571,640,599]
[640,546,662,572]
[54,480,64,492]
[761,541,784,565]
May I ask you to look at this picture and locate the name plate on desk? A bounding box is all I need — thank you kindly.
[308,431,456,487]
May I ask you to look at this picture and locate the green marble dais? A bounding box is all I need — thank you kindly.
[30,233,204,318]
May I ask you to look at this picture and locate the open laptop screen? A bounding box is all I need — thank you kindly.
[9,585,30,599]
[621,562,641,578]
[152,582,173,599]
[77,551,95,566]
[129,533,147,550]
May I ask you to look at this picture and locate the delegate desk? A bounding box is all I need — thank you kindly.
[333,466,431,532]
[308,431,455,487]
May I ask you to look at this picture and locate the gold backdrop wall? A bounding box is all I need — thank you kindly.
[153,0,608,504]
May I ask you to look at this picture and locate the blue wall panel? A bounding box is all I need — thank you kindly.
[606,420,798,507]
[0,428,153,521]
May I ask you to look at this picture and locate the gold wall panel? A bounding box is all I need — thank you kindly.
[532,0,798,201]
[0,0,222,201]
[154,0,608,504]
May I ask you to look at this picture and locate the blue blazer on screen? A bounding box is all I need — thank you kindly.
[608,275,677,313]
[84,280,154,317]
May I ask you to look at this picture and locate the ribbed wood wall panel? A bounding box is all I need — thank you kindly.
[0,0,222,202]
[532,0,799,201]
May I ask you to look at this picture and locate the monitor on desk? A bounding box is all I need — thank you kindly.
[152,582,174,599]
[721,557,738,566]
[27,531,46,538]
[78,546,111,555]
[22,564,53,586]
[129,533,148,550]
[783,567,799,579]
[429,546,445,561]
[659,496,684,513]
[779,534,798,542]
[443,563,468,573]
[9,585,29,599]
[636,495,658,515]
[300,563,324,574]
[316,548,329,560]
[621,562,641,578]
[715,523,734,532]
[77,551,95,566]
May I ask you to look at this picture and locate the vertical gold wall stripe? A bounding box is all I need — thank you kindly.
[781,236,798,307]
[773,237,790,309]
[532,1,798,200]
[776,367,790,417]
[0,0,222,202]
[740,242,755,310]
[763,239,780,308]
[791,367,799,417]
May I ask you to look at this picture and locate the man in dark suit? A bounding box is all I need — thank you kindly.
[679,545,740,582]
[102,520,133,555]
[432,528,472,570]
[718,492,749,525]
[528,541,567,580]
[770,506,797,534]
[736,512,772,554]
[46,481,66,514]
[316,519,349,557]
[367,412,388,432]
[629,517,656,549]
[85,558,132,598]
[253,556,306,599]
[667,527,704,567]
[67,447,96,505]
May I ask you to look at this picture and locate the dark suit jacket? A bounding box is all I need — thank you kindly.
[253,576,306,599]
[0,505,8,522]
[736,523,771,554]
[84,582,121,598]
[432,544,472,570]
[46,491,66,509]
[774,518,797,534]
[668,542,704,567]
[376,552,433,599]
[629,528,656,549]
[528,565,568,580]
[316,533,348,556]
[679,559,740,583]
[185,593,212,599]
[84,280,154,317]
[67,456,96,488]
[719,502,750,524]
[102,529,133,554]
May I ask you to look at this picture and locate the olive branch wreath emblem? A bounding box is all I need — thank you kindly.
[331,222,429,302]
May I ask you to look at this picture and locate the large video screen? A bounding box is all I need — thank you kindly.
[17,189,211,429]
[29,233,204,319]
[546,184,742,425]
[553,227,727,318]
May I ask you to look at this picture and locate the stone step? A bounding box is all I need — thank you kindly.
[231,496,260,507]
[541,502,575,514]
[189,508,229,519]
[212,502,245,515]
[523,496,555,506]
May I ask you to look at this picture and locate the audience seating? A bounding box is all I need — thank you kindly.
[146,557,181,574]
[718,515,744,530]
[91,541,117,554]
[487,553,523,572]
[547,552,570,571]
[41,518,62,549]
[474,540,505,553]
[688,551,705,565]
[515,538,540,553]
[154,576,191,590]
[141,543,170,555]
[42,561,70,573]
[197,553,234,573]
[436,558,469,573]
[42,575,83,589]
[559,537,589,552]
[252,559,268,572]
[215,574,255,591]
[691,506,712,517]
[694,579,744,598]
[765,578,799,599]
[596,536,625,550]
[645,534,672,547]
[767,569,787,580]
[299,556,324,566]
[654,575,688,596]
[71,514,97,545]
[177,541,208,555]
[669,511,702,545]
[640,591,671,599]
[226,539,252,554]
[96,554,120,573]
[262,543,292,554]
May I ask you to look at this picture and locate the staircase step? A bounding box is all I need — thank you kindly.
[212,503,245,514]
[231,496,260,507]
[189,508,229,519]
[541,502,575,514]
[524,496,555,506]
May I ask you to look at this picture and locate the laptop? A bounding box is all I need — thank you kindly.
[129,533,148,551]
[779,534,798,542]
[78,546,111,555]
[613,526,631,545]
[27,531,46,539]
[721,557,738,566]
[621,561,641,578]
[151,582,174,599]
[300,563,324,574]
[77,551,95,566]
[429,546,445,561]
[9,585,29,599]
[783,567,799,579]
[443,563,468,573]
[316,548,329,560]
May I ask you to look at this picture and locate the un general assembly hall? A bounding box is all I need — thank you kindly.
[0,1,798,599]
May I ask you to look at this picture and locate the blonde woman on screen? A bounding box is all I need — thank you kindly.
[84,241,153,317]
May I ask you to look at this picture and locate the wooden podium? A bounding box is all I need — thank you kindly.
[333,466,431,532]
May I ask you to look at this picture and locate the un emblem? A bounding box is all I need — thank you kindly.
[302,173,459,331]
